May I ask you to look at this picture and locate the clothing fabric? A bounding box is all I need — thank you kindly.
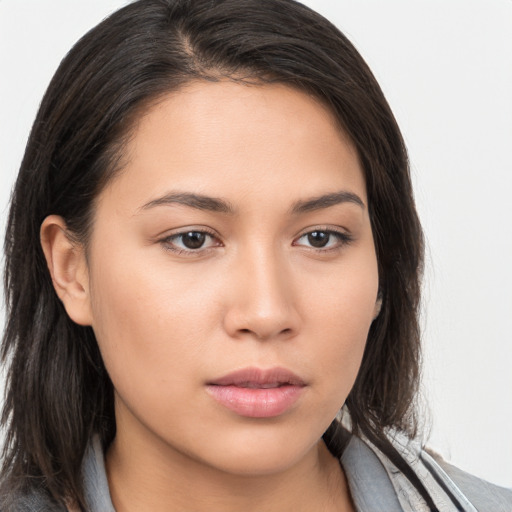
[4,433,512,511]
[341,433,512,511]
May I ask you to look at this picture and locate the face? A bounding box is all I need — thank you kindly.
[84,81,379,475]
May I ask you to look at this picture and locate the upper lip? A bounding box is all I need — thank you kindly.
[207,367,306,388]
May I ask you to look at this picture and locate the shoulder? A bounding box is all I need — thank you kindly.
[426,449,512,512]
[390,433,512,512]
[341,430,512,512]
[0,487,66,512]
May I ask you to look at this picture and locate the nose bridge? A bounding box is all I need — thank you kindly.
[224,240,298,340]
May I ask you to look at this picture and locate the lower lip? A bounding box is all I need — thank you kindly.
[206,384,304,418]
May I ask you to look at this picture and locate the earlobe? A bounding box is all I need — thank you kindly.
[40,215,93,326]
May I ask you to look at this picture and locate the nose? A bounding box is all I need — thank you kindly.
[222,247,300,341]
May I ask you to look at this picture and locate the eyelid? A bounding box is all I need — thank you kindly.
[159,226,222,256]
[292,226,354,251]
[157,225,353,256]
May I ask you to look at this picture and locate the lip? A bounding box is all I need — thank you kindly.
[205,367,306,418]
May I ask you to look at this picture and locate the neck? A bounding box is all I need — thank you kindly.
[106,430,353,512]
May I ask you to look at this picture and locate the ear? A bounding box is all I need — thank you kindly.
[40,215,93,326]
[373,293,383,320]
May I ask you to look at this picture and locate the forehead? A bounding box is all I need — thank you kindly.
[100,81,366,212]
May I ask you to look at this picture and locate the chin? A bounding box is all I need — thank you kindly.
[208,449,307,477]
[193,423,324,477]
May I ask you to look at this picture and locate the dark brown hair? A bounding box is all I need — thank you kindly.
[2,0,425,509]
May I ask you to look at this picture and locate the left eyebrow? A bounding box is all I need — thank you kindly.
[290,191,365,214]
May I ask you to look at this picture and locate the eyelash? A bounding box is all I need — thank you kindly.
[293,228,354,253]
[160,228,220,256]
[160,227,353,256]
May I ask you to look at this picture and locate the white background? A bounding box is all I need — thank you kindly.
[1,0,511,488]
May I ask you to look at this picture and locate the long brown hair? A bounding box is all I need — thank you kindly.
[2,0,424,508]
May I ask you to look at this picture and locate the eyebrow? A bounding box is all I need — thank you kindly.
[141,192,235,214]
[290,191,365,214]
[140,190,364,215]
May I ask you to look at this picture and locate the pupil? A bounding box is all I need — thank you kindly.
[182,232,206,249]
[308,231,329,248]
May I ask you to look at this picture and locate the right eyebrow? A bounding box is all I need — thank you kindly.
[139,192,236,214]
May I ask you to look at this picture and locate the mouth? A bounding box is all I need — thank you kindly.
[206,367,306,418]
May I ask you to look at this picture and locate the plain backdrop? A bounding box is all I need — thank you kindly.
[1,0,511,488]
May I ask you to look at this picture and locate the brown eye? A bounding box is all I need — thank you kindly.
[294,229,353,251]
[307,231,330,248]
[162,230,219,254]
[181,231,207,249]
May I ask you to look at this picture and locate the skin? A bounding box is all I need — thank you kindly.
[42,81,380,511]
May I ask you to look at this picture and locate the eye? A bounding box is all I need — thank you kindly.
[294,229,352,251]
[161,230,220,254]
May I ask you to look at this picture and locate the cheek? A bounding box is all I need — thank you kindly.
[300,253,378,399]
[87,248,220,408]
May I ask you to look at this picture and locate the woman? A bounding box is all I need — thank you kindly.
[1,0,510,510]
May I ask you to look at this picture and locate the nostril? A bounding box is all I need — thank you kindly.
[236,327,293,339]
